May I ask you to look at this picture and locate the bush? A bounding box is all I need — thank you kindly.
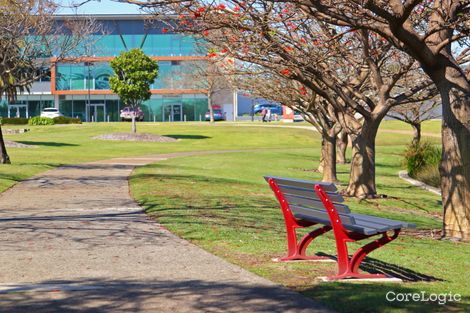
[28,116,55,126]
[403,141,441,178]
[415,164,441,188]
[53,116,82,124]
[0,117,29,125]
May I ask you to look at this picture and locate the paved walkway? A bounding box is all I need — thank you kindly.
[0,151,332,313]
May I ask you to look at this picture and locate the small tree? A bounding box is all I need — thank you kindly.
[110,48,158,133]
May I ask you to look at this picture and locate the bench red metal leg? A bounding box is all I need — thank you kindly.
[268,178,333,262]
[325,230,400,280]
[314,184,402,281]
[278,225,333,261]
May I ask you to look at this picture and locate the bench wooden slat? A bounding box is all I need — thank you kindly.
[278,185,345,203]
[291,206,400,235]
[292,212,379,235]
[353,219,401,233]
[352,213,416,229]
[290,206,355,224]
[284,194,351,213]
[264,176,337,192]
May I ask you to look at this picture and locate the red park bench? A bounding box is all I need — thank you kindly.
[265,176,416,281]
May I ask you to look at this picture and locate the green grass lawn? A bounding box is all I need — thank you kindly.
[1,120,467,312]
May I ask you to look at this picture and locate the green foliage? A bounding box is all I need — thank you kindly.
[403,141,441,177]
[109,48,158,108]
[28,116,54,126]
[0,117,29,125]
[53,116,81,124]
[416,164,441,188]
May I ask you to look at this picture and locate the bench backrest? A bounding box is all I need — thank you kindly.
[264,176,355,228]
[264,176,349,213]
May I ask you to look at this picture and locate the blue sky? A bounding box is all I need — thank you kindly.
[57,0,143,15]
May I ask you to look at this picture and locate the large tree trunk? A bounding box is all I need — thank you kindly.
[336,131,348,164]
[411,122,421,145]
[0,126,11,164]
[345,119,379,198]
[321,129,338,183]
[439,85,470,241]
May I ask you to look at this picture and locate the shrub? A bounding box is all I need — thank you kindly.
[415,164,441,188]
[0,117,29,125]
[28,116,55,126]
[403,141,441,178]
[53,116,82,124]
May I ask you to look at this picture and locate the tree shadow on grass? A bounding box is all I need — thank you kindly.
[16,141,79,147]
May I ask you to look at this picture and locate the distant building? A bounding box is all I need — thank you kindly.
[1,14,240,122]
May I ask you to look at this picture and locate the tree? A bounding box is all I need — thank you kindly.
[109,48,158,133]
[278,0,470,240]
[164,2,436,198]
[0,0,99,163]
[388,100,441,145]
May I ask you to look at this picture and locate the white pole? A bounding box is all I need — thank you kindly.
[199,114,202,121]
[184,114,186,122]
[153,115,156,122]
[107,115,110,122]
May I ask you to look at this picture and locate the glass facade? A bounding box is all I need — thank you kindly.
[56,60,207,91]
[2,16,211,122]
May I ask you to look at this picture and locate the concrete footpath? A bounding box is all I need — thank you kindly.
[0,151,332,313]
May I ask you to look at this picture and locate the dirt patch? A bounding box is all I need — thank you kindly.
[93,132,177,142]
[4,140,37,148]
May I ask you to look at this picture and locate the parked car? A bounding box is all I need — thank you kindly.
[253,104,283,115]
[293,111,305,122]
[205,109,225,121]
[120,106,144,121]
[40,108,63,118]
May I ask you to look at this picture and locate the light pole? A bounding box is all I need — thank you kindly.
[84,61,94,122]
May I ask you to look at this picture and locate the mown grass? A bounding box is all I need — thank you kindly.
[129,122,469,313]
[0,122,314,192]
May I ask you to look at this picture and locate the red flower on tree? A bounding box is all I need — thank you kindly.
[207,52,217,58]
[280,68,291,76]
[299,86,307,95]
[162,28,169,33]
[217,3,226,10]
[203,30,209,37]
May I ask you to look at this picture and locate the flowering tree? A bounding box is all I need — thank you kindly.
[160,2,436,198]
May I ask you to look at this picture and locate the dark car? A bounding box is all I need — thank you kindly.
[253,104,282,115]
[205,109,225,121]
